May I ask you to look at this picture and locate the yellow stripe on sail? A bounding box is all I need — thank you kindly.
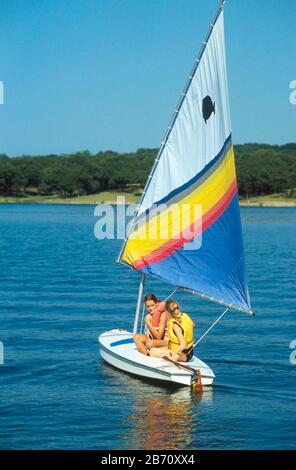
[123,146,236,265]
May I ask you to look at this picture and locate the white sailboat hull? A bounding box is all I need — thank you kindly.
[99,329,215,387]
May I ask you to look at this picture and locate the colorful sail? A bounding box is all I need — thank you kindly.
[119,10,252,314]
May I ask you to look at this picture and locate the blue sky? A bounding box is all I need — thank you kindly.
[0,0,295,156]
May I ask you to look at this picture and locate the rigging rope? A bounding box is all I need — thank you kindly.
[193,308,229,347]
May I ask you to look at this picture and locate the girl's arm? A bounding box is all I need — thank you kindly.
[154,312,167,339]
[144,312,166,339]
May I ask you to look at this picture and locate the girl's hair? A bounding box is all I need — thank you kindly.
[165,300,180,314]
[144,293,158,303]
[166,300,182,322]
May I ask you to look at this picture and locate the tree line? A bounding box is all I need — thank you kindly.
[0,143,295,198]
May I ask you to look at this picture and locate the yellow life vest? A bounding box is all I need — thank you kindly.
[167,313,194,351]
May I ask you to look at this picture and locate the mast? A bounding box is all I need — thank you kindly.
[133,272,145,335]
[117,0,226,264]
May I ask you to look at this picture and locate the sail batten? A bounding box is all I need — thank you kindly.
[119,7,252,314]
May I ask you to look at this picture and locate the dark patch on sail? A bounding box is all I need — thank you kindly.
[202,95,215,123]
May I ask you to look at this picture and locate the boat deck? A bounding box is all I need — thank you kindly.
[99,329,215,386]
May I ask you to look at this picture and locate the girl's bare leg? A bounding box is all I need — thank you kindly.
[174,352,186,362]
[149,348,187,362]
[146,339,168,350]
[149,347,171,358]
[134,334,149,355]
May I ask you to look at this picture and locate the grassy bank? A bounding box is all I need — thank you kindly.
[0,191,296,206]
[0,190,140,205]
[240,194,296,207]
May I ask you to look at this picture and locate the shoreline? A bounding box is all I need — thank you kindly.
[0,199,295,207]
[239,201,296,207]
[1,188,295,207]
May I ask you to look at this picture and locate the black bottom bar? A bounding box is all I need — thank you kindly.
[0,450,295,466]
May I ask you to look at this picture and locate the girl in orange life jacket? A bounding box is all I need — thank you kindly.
[149,300,195,362]
[134,294,171,356]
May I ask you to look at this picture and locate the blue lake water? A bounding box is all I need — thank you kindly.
[0,203,295,450]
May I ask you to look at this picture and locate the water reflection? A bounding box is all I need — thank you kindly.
[101,363,213,450]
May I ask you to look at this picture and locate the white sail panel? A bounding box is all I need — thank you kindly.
[138,12,230,217]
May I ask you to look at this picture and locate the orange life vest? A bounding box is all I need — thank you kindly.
[151,301,165,327]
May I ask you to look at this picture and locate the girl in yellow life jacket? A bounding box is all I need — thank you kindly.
[149,300,195,362]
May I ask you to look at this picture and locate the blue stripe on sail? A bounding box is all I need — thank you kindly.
[135,133,232,224]
[139,193,251,312]
[110,338,134,347]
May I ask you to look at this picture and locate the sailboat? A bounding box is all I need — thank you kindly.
[99,1,253,388]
